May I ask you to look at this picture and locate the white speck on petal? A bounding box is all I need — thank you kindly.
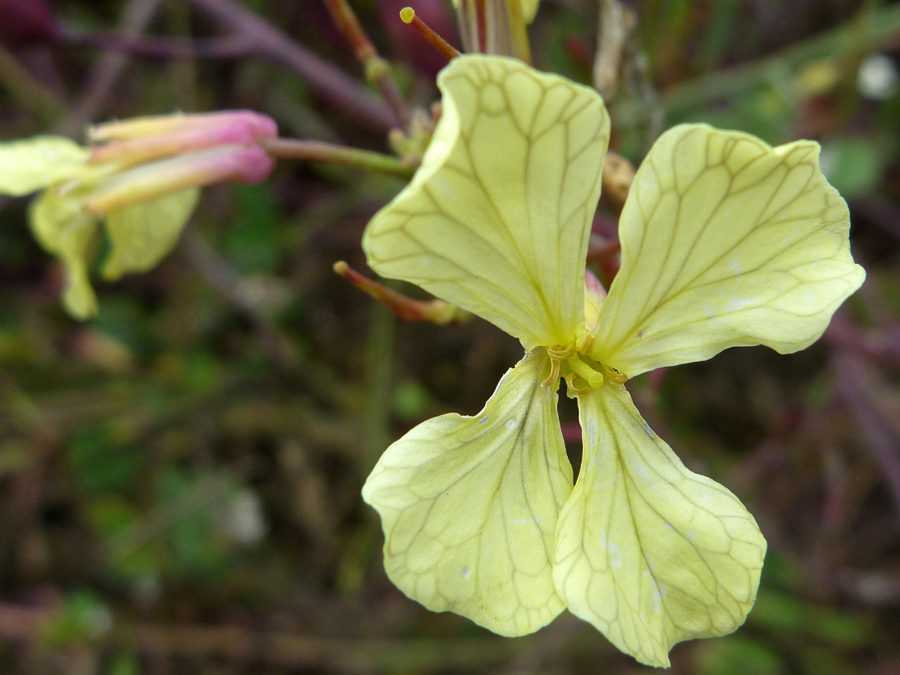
[642,421,653,438]
[725,296,754,312]
[600,537,623,568]
[505,418,518,429]
[479,416,489,424]
[729,260,743,274]
[462,567,469,578]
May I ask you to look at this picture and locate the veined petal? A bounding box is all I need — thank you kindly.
[554,383,766,667]
[0,136,90,196]
[363,350,573,635]
[29,189,100,319]
[591,124,865,377]
[101,188,200,280]
[363,55,610,350]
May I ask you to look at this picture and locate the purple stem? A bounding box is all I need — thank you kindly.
[188,0,395,133]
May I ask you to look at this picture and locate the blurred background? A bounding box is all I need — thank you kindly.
[0,0,898,673]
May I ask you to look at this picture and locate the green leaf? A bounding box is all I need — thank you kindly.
[101,188,200,280]
[68,425,140,495]
[363,350,573,635]
[553,383,766,667]
[43,590,112,646]
[223,183,282,274]
[591,124,866,377]
[818,136,888,200]
[363,54,610,350]
[0,136,89,196]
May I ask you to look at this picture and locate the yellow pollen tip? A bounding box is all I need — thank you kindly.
[399,7,415,23]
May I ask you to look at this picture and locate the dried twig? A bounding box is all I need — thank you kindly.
[322,0,410,129]
[58,0,164,136]
[593,0,629,100]
[189,0,395,133]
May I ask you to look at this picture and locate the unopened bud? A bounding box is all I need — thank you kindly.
[88,110,277,144]
[89,114,277,167]
[84,145,275,214]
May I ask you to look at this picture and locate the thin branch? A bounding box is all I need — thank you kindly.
[0,41,66,122]
[58,0,164,137]
[661,4,900,115]
[593,0,629,100]
[322,0,409,129]
[60,29,254,59]
[188,0,395,133]
[400,7,462,61]
[261,138,414,178]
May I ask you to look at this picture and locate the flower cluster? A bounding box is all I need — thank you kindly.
[360,55,865,666]
[0,110,277,318]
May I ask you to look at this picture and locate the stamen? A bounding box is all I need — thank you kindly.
[541,356,561,388]
[541,343,575,387]
[564,372,590,396]
[400,7,462,61]
[575,330,595,355]
[602,363,628,384]
[547,344,575,360]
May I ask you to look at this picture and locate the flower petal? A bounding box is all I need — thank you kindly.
[591,124,865,377]
[363,55,609,350]
[101,188,200,280]
[29,189,99,319]
[0,136,90,196]
[553,383,766,667]
[363,350,573,635]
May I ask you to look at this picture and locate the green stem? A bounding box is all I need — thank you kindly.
[362,304,395,472]
[662,4,900,115]
[261,138,414,178]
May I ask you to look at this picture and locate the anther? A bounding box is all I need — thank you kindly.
[541,357,561,388]
[602,363,628,384]
[564,372,590,396]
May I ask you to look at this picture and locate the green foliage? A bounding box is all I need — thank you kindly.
[223,184,283,275]
[42,590,112,647]
[68,424,141,495]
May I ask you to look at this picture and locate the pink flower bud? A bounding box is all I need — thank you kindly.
[88,110,277,144]
[89,115,277,167]
[83,145,275,215]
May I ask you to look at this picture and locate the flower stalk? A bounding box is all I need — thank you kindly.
[334,261,471,325]
[322,0,410,129]
[261,138,415,178]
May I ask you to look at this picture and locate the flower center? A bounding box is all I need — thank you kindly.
[541,330,627,394]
